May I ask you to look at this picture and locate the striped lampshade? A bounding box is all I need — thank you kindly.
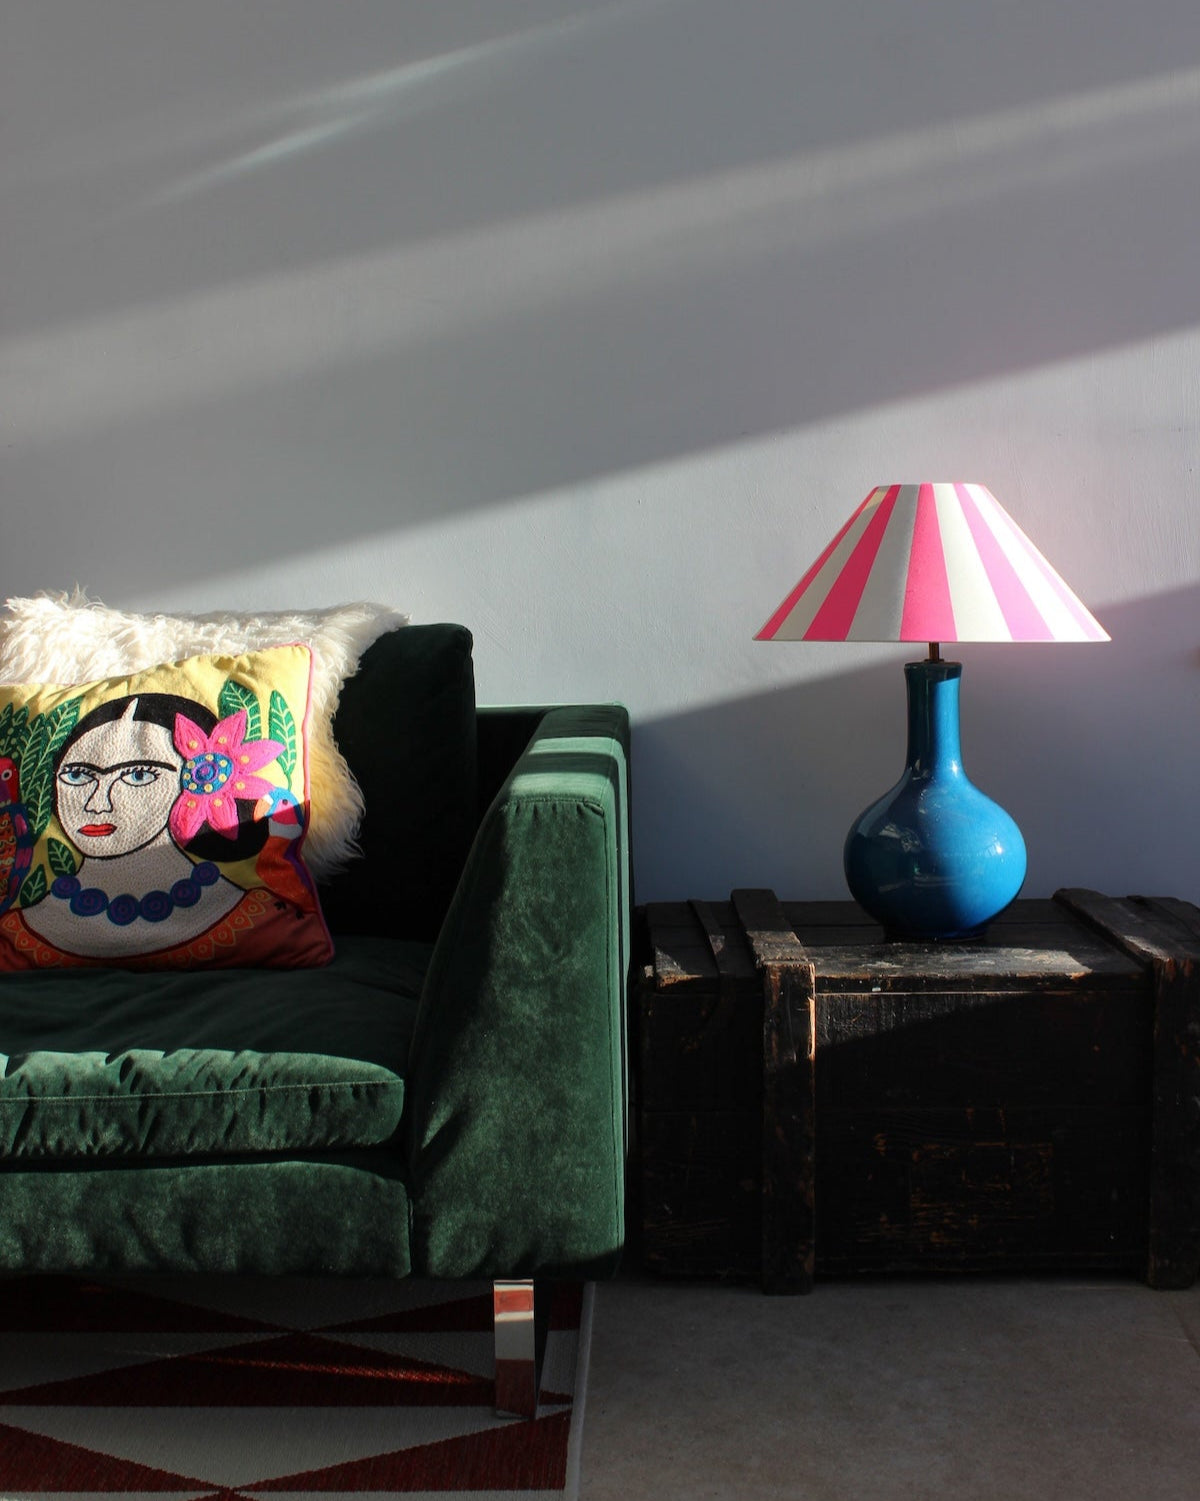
[756,482,1109,644]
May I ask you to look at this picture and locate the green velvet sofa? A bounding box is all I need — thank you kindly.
[0,624,631,1415]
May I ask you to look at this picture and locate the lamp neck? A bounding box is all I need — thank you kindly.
[904,659,963,778]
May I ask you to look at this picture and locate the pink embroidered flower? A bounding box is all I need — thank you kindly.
[169,710,285,844]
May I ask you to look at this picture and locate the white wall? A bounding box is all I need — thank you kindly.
[2,0,1198,903]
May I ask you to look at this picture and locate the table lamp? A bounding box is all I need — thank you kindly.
[755,482,1109,940]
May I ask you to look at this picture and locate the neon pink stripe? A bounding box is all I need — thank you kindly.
[755,489,879,639]
[805,484,901,639]
[901,483,956,640]
[987,497,1108,640]
[954,484,1051,639]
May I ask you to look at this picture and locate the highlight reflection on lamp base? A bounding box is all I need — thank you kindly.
[843,660,1027,942]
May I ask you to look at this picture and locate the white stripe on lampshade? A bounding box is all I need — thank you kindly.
[933,483,1011,640]
[846,486,916,639]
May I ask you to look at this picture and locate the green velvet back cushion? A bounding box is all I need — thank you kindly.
[317,626,478,942]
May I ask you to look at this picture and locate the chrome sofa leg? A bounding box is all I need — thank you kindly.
[493,1278,544,1418]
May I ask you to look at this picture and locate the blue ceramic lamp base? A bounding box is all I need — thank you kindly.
[843,657,1026,941]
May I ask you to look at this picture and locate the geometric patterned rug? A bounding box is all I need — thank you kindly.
[0,1275,591,1499]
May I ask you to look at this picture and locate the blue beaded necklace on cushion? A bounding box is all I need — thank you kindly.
[50,862,221,926]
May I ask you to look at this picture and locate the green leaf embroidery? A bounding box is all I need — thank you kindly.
[19,864,47,909]
[44,696,82,759]
[268,690,297,787]
[47,838,79,879]
[217,679,262,743]
[0,705,30,765]
[22,697,83,841]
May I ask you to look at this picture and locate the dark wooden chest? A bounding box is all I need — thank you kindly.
[635,889,1200,1292]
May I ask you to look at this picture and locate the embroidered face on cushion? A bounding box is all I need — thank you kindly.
[20,693,279,959]
[0,645,333,970]
[56,700,199,861]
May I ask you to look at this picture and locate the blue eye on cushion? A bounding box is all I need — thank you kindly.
[121,766,161,787]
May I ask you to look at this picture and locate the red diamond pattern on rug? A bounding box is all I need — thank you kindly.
[0,1419,211,1493]
[0,1276,588,1498]
[242,1409,576,1493]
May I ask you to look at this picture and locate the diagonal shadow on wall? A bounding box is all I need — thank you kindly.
[5,3,1200,595]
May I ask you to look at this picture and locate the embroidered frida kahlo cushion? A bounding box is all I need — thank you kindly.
[0,644,333,970]
[0,593,410,880]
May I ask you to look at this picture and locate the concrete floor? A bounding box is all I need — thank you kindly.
[577,1273,1200,1501]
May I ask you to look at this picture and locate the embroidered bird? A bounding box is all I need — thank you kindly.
[0,756,35,917]
[253,786,316,910]
[253,786,306,829]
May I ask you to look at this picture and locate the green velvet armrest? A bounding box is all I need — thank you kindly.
[402,704,631,1280]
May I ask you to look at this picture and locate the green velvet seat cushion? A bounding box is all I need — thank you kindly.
[0,1152,412,1277]
[0,936,429,1162]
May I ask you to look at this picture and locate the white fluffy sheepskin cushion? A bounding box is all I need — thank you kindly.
[0,591,409,879]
